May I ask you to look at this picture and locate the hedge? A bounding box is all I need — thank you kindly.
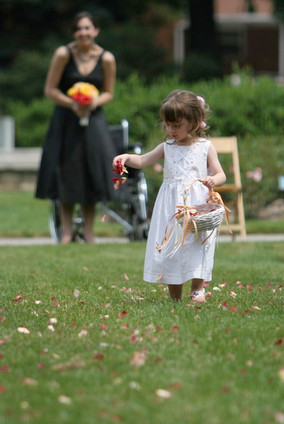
[5,71,284,218]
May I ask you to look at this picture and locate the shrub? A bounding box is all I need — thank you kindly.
[181,52,222,83]
[5,71,284,217]
[0,50,50,111]
[7,98,53,147]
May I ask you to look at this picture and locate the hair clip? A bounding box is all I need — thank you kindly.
[197,96,205,109]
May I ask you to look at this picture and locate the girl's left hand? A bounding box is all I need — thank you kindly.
[200,176,215,189]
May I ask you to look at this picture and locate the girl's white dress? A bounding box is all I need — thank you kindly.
[144,139,217,285]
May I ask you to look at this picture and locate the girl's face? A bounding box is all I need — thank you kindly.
[165,119,192,143]
[74,17,99,46]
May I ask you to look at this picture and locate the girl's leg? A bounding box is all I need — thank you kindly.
[191,278,206,302]
[82,204,96,243]
[168,284,183,301]
[60,203,74,244]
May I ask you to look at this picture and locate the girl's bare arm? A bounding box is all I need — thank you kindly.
[113,143,164,170]
[202,143,226,188]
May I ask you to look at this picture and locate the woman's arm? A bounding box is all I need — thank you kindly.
[202,143,226,188]
[113,143,164,170]
[44,46,74,109]
[91,51,116,110]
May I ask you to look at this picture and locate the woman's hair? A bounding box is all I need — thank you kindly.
[160,90,210,139]
[72,11,100,32]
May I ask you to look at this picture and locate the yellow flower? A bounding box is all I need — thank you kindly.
[67,82,99,98]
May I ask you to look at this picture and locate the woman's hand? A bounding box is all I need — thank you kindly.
[71,101,90,118]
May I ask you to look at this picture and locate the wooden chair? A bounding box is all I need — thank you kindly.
[210,136,246,240]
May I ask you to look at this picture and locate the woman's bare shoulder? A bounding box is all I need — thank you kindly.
[53,45,70,61]
[102,50,116,64]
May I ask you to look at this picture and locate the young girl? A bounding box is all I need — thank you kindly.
[112,90,226,302]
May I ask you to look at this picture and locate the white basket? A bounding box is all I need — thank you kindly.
[177,203,225,232]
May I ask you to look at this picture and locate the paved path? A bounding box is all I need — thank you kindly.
[0,234,283,246]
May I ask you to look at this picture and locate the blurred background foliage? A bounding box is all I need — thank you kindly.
[0,0,283,218]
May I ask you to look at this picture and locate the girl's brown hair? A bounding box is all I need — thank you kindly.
[160,90,209,139]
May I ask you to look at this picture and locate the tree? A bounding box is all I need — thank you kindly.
[188,0,217,54]
[274,0,284,21]
[183,0,221,82]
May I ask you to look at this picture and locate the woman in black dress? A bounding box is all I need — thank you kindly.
[36,11,116,243]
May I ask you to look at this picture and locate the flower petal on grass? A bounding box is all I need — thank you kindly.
[93,353,105,361]
[278,368,284,382]
[123,273,129,281]
[0,365,9,372]
[252,305,261,310]
[118,311,128,318]
[17,326,30,334]
[58,395,72,405]
[73,289,80,298]
[274,412,284,423]
[155,389,172,399]
[78,329,88,338]
[129,381,140,390]
[22,377,38,386]
[130,350,147,367]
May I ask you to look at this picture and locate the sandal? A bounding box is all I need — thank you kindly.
[191,288,206,303]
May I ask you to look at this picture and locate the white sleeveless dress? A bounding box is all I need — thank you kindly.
[143,139,217,285]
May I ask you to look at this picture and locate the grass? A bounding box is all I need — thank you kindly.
[0,191,124,238]
[0,191,283,238]
[0,241,283,424]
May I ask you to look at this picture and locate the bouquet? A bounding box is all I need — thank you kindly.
[67,82,99,126]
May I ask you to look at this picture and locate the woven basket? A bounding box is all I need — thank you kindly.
[177,203,225,232]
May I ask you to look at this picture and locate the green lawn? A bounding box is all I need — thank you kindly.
[0,191,124,238]
[0,191,283,238]
[0,242,283,424]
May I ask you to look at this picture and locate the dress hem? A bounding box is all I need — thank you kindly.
[143,272,212,285]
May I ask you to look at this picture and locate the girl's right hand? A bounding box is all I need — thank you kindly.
[112,154,129,170]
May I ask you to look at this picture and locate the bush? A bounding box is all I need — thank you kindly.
[239,135,284,218]
[7,98,53,147]
[98,23,168,81]
[181,52,222,83]
[5,71,284,217]
[0,50,50,111]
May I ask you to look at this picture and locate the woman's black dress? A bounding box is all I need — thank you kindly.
[36,47,116,204]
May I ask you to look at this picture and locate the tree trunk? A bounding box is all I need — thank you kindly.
[188,0,216,53]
